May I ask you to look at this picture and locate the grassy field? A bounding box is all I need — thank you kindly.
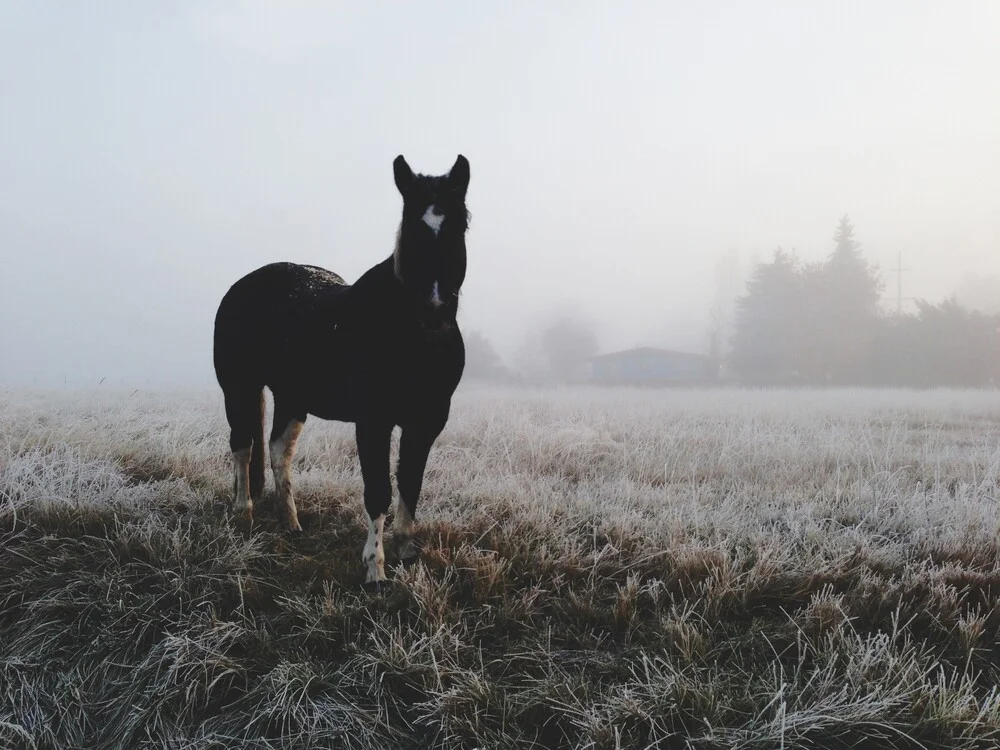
[2,384,1000,749]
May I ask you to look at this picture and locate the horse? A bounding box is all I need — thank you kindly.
[213,154,470,584]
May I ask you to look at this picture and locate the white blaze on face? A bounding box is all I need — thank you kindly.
[422,204,445,235]
[430,281,443,308]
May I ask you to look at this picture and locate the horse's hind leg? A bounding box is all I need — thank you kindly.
[232,448,252,517]
[270,397,306,532]
[223,388,264,521]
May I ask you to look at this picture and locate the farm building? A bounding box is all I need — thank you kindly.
[588,347,719,386]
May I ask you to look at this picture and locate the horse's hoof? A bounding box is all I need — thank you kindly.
[396,537,420,562]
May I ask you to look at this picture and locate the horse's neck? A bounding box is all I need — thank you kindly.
[352,256,398,295]
[347,256,408,316]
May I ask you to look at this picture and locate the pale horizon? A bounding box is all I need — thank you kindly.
[1,1,998,386]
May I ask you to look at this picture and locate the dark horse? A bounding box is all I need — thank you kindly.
[213,155,470,584]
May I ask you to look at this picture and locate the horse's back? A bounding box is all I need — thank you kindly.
[218,262,346,310]
[213,262,348,388]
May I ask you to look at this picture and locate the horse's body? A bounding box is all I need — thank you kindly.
[213,155,470,583]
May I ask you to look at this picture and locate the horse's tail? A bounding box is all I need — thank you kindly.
[249,389,266,501]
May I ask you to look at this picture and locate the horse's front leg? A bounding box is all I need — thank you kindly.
[356,420,394,584]
[395,420,446,566]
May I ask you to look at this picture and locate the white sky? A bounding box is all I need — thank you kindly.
[1,1,998,386]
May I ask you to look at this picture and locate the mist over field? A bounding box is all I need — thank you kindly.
[1,1,999,388]
[3,3,1000,748]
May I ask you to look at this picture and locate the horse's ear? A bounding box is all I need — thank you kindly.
[393,155,414,196]
[448,155,470,196]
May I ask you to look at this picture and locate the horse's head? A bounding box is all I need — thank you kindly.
[392,154,470,332]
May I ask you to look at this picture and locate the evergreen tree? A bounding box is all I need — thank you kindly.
[729,248,805,384]
[832,214,861,256]
[805,216,884,383]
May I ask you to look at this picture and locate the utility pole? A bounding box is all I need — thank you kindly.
[888,251,912,316]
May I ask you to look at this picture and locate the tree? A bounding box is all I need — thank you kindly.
[910,299,1000,386]
[832,215,861,255]
[870,299,1000,387]
[516,312,599,384]
[540,314,599,383]
[462,330,516,382]
[803,216,884,383]
[708,248,745,364]
[729,248,805,384]
[953,272,1000,314]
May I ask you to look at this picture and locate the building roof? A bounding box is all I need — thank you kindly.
[588,346,712,362]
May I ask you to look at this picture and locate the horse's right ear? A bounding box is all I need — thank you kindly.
[448,155,470,196]
[393,155,414,196]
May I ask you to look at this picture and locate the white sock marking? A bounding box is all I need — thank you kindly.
[362,513,387,583]
[422,204,444,235]
[430,281,443,308]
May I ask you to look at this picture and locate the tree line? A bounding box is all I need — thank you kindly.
[729,216,1000,387]
[463,313,600,385]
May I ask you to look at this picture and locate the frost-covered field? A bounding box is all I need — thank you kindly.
[2,385,1000,749]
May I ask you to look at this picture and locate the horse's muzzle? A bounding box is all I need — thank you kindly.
[421,306,455,333]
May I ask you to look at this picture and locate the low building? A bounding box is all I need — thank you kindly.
[588,347,719,386]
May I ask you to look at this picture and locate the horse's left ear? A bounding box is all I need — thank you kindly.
[394,155,414,196]
[448,155,470,196]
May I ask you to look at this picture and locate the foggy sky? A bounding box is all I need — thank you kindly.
[1,1,998,387]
